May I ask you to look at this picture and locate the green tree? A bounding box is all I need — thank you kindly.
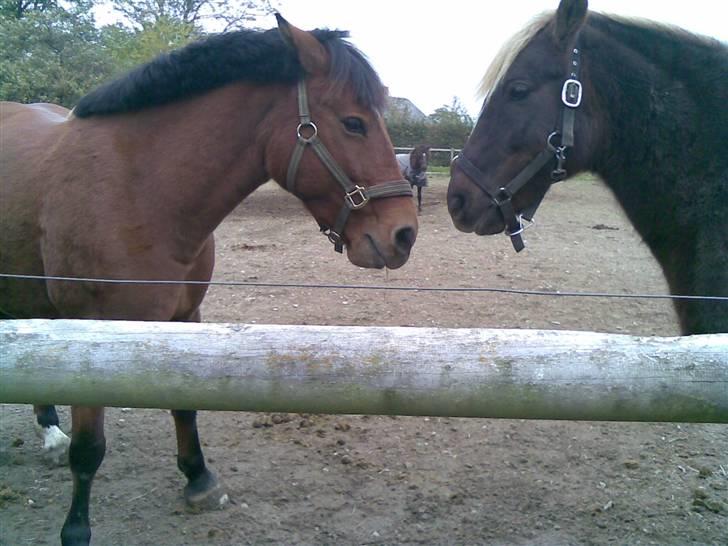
[426,97,474,152]
[0,0,56,19]
[101,17,198,73]
[0,0,282,107]
[100,0,277,76]
[109,0,276,32]
[385,118,428,149]
[0,0,113,106]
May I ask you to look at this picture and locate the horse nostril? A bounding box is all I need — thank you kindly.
[394,226,416,254]
[448,193,466,216]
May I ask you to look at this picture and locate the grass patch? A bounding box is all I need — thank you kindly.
[426,165,450,175]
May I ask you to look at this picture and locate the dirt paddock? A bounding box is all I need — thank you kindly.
[1,175,726,545]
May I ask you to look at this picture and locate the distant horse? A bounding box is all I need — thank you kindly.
[397,144,430,212]
[448,0,727,335]
[0,15,417,546]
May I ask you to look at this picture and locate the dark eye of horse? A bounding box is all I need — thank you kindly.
[342,117,367,136]
[508,83,531,101]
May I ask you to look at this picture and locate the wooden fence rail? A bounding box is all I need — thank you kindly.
[1,320,726,423]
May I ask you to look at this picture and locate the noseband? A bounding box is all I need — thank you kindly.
[286,80,413,253]
[453,45,583,252]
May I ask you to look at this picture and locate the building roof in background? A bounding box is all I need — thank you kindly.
[386,96,427,122]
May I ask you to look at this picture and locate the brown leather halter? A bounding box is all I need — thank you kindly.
[286,80,413,253]
[453,45,583,252]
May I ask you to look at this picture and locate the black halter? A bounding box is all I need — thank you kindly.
[453,45,583,252]
[286,80,413,253]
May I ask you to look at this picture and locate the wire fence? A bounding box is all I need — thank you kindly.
[1,273,726,303]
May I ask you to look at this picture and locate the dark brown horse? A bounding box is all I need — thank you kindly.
[397,144,431,212]
[0,15,417,545]
[448,0,727,335]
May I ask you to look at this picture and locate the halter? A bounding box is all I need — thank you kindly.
[453,45,583,252]
[286,80,413,253]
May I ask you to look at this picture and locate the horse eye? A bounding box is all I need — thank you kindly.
[342,117,367,136]
[508,83,531,101]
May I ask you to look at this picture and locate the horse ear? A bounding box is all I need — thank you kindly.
[553,0,588,47]
[276,13,330,76]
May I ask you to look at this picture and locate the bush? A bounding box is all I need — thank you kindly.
[384,97,473,165]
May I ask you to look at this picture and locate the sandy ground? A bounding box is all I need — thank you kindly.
[1,175,726,545]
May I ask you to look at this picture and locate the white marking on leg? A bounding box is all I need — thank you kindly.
[35,423,71,466]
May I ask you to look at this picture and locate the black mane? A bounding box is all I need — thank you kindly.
[585,13,728,100]
[74,27,386,118]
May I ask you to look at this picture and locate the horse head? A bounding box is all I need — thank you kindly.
[408,144,430,186]
[448,0,598,250]
[265,16,418,269]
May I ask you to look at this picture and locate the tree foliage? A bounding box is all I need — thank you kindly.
[109,0,276,32]
[426,97,474,153]
[0,0,57,19]
[385,110,428,151]
[101,17,199,73]
[0,0,276,106]
[0,0,112,106]
[385,97,474,165]
[1,0,471,154]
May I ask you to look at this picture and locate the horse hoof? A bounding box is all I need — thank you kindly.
[184,471,229,511]
[35,424,70,466]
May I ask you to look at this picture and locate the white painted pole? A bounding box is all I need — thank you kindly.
[1,320,726,423]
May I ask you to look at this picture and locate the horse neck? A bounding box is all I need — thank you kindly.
[583,18,728,272]
[100,83,283,258]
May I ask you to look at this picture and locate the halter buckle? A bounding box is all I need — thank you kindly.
[562,79,582,108]
[345,186,369,209]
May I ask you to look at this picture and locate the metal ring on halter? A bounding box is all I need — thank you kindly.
[326,229,342,245]
[493,188,512,206]
[296,122,318,142]
[547,131,563,152]
[505,216,535,237]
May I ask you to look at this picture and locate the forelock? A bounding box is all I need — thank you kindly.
[477,11,555,105]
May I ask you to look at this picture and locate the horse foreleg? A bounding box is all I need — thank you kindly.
[417,186,423,213]
[34,405,71,466]
[60,407,105,546]
[172,409,228,510]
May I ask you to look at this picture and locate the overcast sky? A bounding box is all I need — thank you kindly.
[96,1,727,117]
[266,0,727,116]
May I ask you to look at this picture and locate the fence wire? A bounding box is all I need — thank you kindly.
[1,273,726,302]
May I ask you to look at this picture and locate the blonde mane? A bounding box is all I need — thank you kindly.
[477,11,555,103]
[477,9,723,106]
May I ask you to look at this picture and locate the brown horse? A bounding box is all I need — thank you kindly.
[448,0,727,335]
[397,144,431,212]
[0,15,417,545]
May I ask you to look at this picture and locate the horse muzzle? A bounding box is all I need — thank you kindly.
[447,168,503,235]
